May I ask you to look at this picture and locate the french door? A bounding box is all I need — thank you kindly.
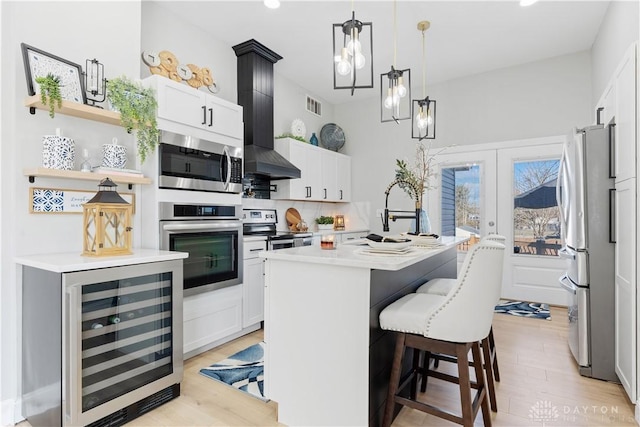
[429,139,567,305]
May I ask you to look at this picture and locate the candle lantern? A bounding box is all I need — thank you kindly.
[334,215,345,230]
[82,178,132,257]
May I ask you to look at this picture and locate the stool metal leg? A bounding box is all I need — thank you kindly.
[382,332,406,427]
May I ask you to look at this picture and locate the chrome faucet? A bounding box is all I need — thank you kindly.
[381,178,422,234]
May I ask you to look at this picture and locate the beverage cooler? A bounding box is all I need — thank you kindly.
[21,259,184,427]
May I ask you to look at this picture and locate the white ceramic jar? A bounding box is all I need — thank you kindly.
[102,138,127,169]
[42,131,75,170]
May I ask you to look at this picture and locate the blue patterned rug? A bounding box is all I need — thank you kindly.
[495,300,551,320]
[199,342,267,401]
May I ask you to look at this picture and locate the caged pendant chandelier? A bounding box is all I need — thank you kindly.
[412,21,436,139]
[332,1,374,95]
[381,0,411,123]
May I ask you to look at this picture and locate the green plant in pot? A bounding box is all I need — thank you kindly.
[106,76,159,163]
[315,216,335,230]
[35,73,62,118]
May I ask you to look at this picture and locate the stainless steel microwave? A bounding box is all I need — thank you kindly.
[158,130,243,193]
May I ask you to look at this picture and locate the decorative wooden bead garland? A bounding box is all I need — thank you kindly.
[141,50,218,93]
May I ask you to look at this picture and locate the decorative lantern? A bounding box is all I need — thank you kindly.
[334,215,346,230]
[82,178,133,257]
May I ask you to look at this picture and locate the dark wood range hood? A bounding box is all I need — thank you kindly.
[232,39,301,180]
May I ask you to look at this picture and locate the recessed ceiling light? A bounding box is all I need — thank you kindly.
[264,0,280,9]
[520,0,539,6]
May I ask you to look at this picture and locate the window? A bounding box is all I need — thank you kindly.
[513,159,561,257]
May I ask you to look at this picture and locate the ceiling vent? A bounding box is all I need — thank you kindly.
[306,95,322,117]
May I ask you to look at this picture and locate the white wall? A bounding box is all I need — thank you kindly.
[0,1,142,423]
[336,51,593,235]
[591,0,640,108]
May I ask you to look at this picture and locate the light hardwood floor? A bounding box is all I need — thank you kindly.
[19,306,636,426]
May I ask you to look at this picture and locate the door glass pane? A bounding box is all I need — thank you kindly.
[441,165,481,252]
[513,159,561,256]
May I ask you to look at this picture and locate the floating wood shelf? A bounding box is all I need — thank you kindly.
[24,168,152,189]
[24,95,122,126]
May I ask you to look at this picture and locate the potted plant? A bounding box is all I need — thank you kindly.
[35,73,62,118]
[315,215,335,230]
[106,76,159,163]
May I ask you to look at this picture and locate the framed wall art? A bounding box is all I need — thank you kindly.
[29,187,135,214]
[21,43,86,104]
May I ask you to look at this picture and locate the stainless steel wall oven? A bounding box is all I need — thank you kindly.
[158,130,243,194]
[160,203,242,296]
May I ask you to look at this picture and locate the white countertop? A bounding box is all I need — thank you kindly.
[14,249,188,273]
[260,236,465,271]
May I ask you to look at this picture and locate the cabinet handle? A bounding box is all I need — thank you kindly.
[609,122,616,179]
[324,188,327,199]
[596,107,604,125]
[340,190,343,200]
[201,105,207,125]
[609,188,616,243]
[306,186,311,198]
[208,108,213,127]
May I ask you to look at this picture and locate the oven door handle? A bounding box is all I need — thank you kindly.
[222,145,231,191]
[162,222,241,232]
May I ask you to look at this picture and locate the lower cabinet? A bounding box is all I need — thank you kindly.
[182,285,243,357]
[243,240,267,328]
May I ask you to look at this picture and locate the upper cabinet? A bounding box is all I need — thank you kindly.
[272,138,351,203]
[598,44,637,183]
[613,45,637,183]
[143,75,243,147]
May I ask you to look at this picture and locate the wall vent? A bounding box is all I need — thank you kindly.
[306,95,322,116]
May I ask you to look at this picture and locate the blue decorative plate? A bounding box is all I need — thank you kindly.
[319,123,345,152]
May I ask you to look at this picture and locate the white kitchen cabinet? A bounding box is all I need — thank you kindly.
[613,45,637,183]
[336,154,352,202]
[274,138,321,200]
[143,75,243,145]
[273,137,351,202]
[615,178,636,401]
[243,240,266,327]
[339,231,369,243]
[182,285,243,357]
[321,149,337,201]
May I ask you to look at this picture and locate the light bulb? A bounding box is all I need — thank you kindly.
[416,111,428,129]
[391,87,400,106]
[427,111,433,125]
[336,60,352,76]
[354,52,365,69]
[336,47,352,76]
[397,76,407,98]
[384,88,394,109]
[347,28,362,55]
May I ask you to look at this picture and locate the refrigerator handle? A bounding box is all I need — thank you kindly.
[609,188,616,243]
[558,247,575,260]
[609,122,617,179]
[559,274,577,294]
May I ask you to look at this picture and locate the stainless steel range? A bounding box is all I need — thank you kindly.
[242,209,312,250]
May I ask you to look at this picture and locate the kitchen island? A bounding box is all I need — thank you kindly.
[261,236,466,426]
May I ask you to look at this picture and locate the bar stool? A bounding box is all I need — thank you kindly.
[416,234,506,412]
[379,241,505,427]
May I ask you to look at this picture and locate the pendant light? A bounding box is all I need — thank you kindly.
[411,20,436,139]
[332,1,374,95]
[381,0,411,123]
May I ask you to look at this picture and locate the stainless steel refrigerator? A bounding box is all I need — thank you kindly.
[557,124,618,382]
